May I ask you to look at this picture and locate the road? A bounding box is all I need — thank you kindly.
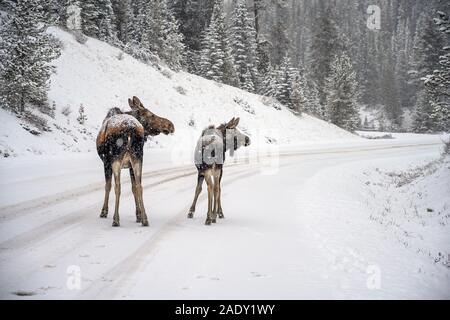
[0,137,447,299]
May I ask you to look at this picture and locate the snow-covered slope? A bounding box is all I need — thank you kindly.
[0,27,358,158]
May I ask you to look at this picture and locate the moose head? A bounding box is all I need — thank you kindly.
[221,117,251,152]
[128,96,175,137]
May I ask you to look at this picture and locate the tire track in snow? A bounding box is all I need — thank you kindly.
[0,163,253,253]
[1,142,437,220]
[0,165,194,221]
[0,143,437,251]
[0,142,441,298]
[0,165,257,299]
[79,168,261,299]
[78,143,442,299]
[0,169,196,250]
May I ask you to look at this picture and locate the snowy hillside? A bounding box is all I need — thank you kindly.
[0,27,358,158]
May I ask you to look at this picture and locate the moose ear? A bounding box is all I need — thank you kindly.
[128,98,135,109]
[226,117,236,129]
[132,96,146,110]
[233,117,240,127]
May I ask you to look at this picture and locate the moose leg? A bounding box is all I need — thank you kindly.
[130,168,141,223]
[204,171,214,225]
[188,173,204,218]
[100,162,112,218]
[112,161,121,227]
[211,169,221,223]
[131,159,148,227]
[217,168,224,219]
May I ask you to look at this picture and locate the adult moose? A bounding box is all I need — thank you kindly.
[188,117,251,225]
[96,96,174,227]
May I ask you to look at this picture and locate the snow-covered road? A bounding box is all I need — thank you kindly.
[0,135,448,299]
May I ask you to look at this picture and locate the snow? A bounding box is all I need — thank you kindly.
[101,114,142,131]
[1,27,357,158]
[0,28,449,300]
[0,134,448,299]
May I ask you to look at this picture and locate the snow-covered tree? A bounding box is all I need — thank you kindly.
[290,71,307,115]
[260,64,279,98]
[410,11,446,125]
[198,0,236,85]
[111,0,134,44]
[412,13,446,83]
[302,74,322,117]
[42,0,61,24]
[310,6,341,106]
[412,90,435,133]
[169,0,214,52]
[381,56,403,130]
[422,11,450,132]
[275,54,297,109]
[229,0,259,92]
[256,38,271,79]
[81,0,115,41]
[270,2,290,65]
[325,53,360,132]
[66,1,82,32]
[77,104,87,125]
[0,0,61,113]
[139,0,185,70]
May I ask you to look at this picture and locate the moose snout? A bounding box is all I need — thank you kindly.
[163,121,175,135]
[245,136,251,146]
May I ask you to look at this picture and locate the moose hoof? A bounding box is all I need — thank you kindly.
[100,210,108,218]
[205,219,212,226]
[218,213,225,219]
[112,221,120,227]
[212,218,217,223]
[187,212,194,219]
[141,220,149,227]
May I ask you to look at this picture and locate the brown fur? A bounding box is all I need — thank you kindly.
[97,97,174,227]
[96,121,145,148]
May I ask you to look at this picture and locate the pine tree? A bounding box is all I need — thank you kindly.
[302,74,322,117]
[290,70,307,115]
[198,0,236,85]
[81,0,116,41]
[325,53,360,132]
[140,0,185,70]
[65,0,83,32]
[381,51,403,130]
[230,0,259,92]
[412,13,445,82]
[111,0,134,44]
[412,90,435,133]
[42,0,60,24]
[242,69,255,92]
[0,0,61,113]
[256,38,271,78]
[392,12,414,110]
[269,1,290,67]
[309,6,341,107]
[260,64,279,98]
[363,116,369,129]
[410,10,446,127]
[276,54,297,109]
[421,11,450,132]
[58,0,77,28]
[77,104,87,125]
[169,0,214,52]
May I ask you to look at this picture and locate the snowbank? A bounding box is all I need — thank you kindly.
[296,150,450,298]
